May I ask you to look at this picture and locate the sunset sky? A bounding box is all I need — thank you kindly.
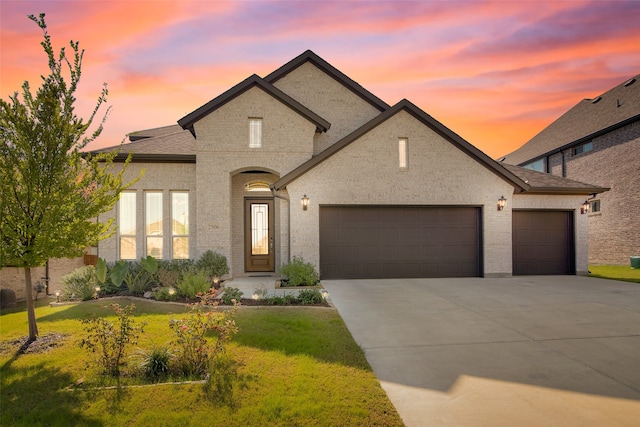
[2,1,639,158]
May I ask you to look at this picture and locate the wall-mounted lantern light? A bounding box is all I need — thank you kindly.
[497,195,507,211]
[580,200,590,214]
[302,194,309,211]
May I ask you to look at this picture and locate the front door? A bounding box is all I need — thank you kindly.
[245,198,275,272]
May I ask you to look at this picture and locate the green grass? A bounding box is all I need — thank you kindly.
[589,264,640,283]
[0,298,403,426]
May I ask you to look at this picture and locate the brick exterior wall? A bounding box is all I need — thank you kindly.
[272,61,382,154]
[285,110,519,277]
[549,121,640,264]
[0,256,84,301]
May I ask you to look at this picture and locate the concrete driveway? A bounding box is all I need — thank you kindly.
[322,276,640,426]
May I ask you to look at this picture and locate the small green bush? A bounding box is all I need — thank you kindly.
[195,250,229,281]
[178,271,211,299]
[157,259,194,288]
[297,289,323,305]
[264,293,298,306]
[135,343,173,381]
[154,286,179,302]
[280,256,319,286]
[61,266,97,301]
[220,287,243,305]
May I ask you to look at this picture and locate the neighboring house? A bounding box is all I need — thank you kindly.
[500,74,640,265]
[90,50,608,280]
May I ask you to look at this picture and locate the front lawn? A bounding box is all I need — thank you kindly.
[0,298,403,426]
[589,264,640,283]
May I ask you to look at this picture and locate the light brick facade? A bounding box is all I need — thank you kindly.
[3,50,601,296]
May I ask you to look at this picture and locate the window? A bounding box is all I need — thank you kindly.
[398,138,408,169]
[574,141,593,155]
[589,199,601,213]
[523,158,546,172]
[119,192,136,260]
[249,118,262,148]
[171,192,189,259]
[145,192,163,259]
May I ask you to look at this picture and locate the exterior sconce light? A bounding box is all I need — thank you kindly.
[302,194,309,211]
[581,200,590,214]
[497,195,507,211]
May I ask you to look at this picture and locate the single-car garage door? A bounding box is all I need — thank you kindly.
[512,210,574,275]
[319,206,481,279]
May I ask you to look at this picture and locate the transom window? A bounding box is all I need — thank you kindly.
[249,118,262,148]
[245,181,271,192]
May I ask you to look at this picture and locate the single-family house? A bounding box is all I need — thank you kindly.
[500,74,639,265]
[90,50,608,279]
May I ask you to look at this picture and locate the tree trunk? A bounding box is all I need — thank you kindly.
[24,267,39,340]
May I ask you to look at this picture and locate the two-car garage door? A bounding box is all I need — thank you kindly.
[319,206,481,279]
[319,206,575,279]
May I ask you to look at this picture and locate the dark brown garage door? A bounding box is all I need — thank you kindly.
[512,210,574,275]
[319,206,481,279]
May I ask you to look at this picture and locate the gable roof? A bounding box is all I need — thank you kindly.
[502,74,640,165]
[265,50,390,113]
[178,74,331,136]
[272,99,531,193]
[502,164,608,195]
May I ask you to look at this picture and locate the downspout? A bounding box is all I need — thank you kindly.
[270,188,291,267]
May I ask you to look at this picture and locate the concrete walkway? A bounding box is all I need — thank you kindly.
[322,276,640,426]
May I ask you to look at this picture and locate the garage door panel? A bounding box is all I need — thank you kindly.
[512,210,574,275]
[320,206,481,279]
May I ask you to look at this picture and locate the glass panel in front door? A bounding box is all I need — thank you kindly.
[251,203,269,255]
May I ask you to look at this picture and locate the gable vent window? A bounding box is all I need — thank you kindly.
[249,118,262,148]
[574,141,593,155]
[398,138,408,170]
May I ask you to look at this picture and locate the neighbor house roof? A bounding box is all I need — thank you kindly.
[272,99,531,193]
[502,164,609,195]
[178,74,331,136]
[501,74,640,165]
[265,49,390,113]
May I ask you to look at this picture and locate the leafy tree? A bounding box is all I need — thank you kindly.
[0,14,133,341]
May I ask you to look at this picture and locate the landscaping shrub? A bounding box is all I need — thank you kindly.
[280,256,319,286]
[153,286,178,302]
[124,256,159,296]
[157,259,194,288]
[178,270,211,299]
[135,343,173,381]
[61,266,97,301]
[264,293,298,306]
[297,289,324,305]
[169,289,239,376]
[220,286,243,305]
[79,303,146,377]
[195,250,229,281]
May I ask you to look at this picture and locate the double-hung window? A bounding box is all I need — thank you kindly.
[171,192,189,259]
[145,192,163,259]
[119,192,137,260]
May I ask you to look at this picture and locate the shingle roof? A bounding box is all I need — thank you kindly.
[502,164,608,195]
[272,99,530,193]
[178,74,331,136]
[91,126,195,163]
[501,74,640,165]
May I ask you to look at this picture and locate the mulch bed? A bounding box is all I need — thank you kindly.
[0,332,69,355]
